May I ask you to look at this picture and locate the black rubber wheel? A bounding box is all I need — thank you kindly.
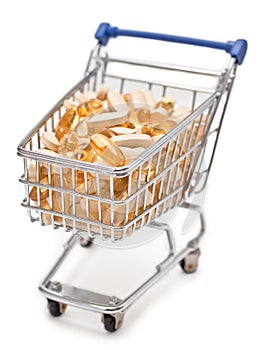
[47,299,65,317]
[103,314,116,332]
[80,237,93,248]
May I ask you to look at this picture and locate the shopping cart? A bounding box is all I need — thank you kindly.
[17,23,247,332]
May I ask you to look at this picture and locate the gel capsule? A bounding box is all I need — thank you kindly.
[90,134,126,167]
[128,108,151,124]
[100,128,118,138]
[29,176,50,201]
[77,98,103,117]
[55,108,79,141]
[141,125,166,137]
[155,97,175,113]
[58,131,79,158]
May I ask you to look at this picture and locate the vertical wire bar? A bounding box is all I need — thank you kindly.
[71,168,76,231]
[60,167,66,229]
[84,171,90,235]
[191,91,197,110]
[47,163,55,227]
[120,78,125,94]
[110,175,115,242]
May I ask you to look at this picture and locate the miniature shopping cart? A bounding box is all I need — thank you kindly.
[17,23,247,332]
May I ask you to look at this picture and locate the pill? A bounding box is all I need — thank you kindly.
[38,200,52,225]
[55,108,79,141]
[149,120,177,132]
[86,111,128,129]
[123,93,132,106]
[100,128,118,138]
[74,142,97,163]
[141,125,166,137]
[74,118,89,138]
[110,134,152,148]
[90,134,126,167]
[28,160,48,182]
[130,90,147,107]
[77,98,104,117]
[107,90,129,113]
[142,90,156,107]
[128,108,151,124]
[58,131,79,158]
[110,127,136,135]
[155,96,176,113]
[96,84,109,100]
[75,91,96,103]
[171,106,191,122]
[41,132,60,152]
[150,107,170,121]
[29,176,49,201]
[63,99,78,110]
[152,135,165,143]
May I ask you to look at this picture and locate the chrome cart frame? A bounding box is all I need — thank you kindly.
[17,23,247,332]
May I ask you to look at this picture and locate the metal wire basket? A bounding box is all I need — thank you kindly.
[18,23,247,244]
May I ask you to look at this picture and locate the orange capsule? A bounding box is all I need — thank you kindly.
[99,128,118,138]
[128,108,151,124]
[90,134,126,167]
[114,121,136,129]
[141,125,166,137]
[74,143,97,163]
[77,98,103,117]
[29,176,50,201]
[55,108,79,141]
[155,97,175,113]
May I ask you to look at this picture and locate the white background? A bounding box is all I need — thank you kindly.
[0,1,262,349]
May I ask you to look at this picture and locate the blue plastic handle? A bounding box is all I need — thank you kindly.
[95,23,247,65]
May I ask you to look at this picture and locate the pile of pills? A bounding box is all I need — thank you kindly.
[28,85,206,233]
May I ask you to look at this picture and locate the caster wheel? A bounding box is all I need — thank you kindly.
[102,313,124,332]
[79,237,93,247]
[180,248,201,274]
[103,314,116,332]
[47,299,67,317]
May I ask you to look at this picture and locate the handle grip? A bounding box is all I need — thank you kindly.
[95,23,247,65]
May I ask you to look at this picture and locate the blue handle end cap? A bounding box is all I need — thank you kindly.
[95,22,118,46]
[229,39,248,65]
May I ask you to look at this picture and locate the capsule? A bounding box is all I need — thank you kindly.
[152,120,177,132]
[55,108,79,141]
[77,98,104,117]
[114,121,136,129]
[141,125,166,137]
[155,97,175,113]
[128,108,151,124]
[58,131,79,158]
[74,143,97,163]
[29,176,50,201]
[99,128,118,138]
[90,134,126,167]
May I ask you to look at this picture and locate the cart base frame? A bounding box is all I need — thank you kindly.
[39,203,205,332]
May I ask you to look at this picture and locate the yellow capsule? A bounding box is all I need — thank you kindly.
[155,97,175,113]
[90,134,126,167]
[58,131,79,158]
[77,98,103,117]
[55,108,79,141]
[74,146,97,164]
[128,108,151,124]
[114,121,136,129]
[99,128,118,138]
[141,125,166,137]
